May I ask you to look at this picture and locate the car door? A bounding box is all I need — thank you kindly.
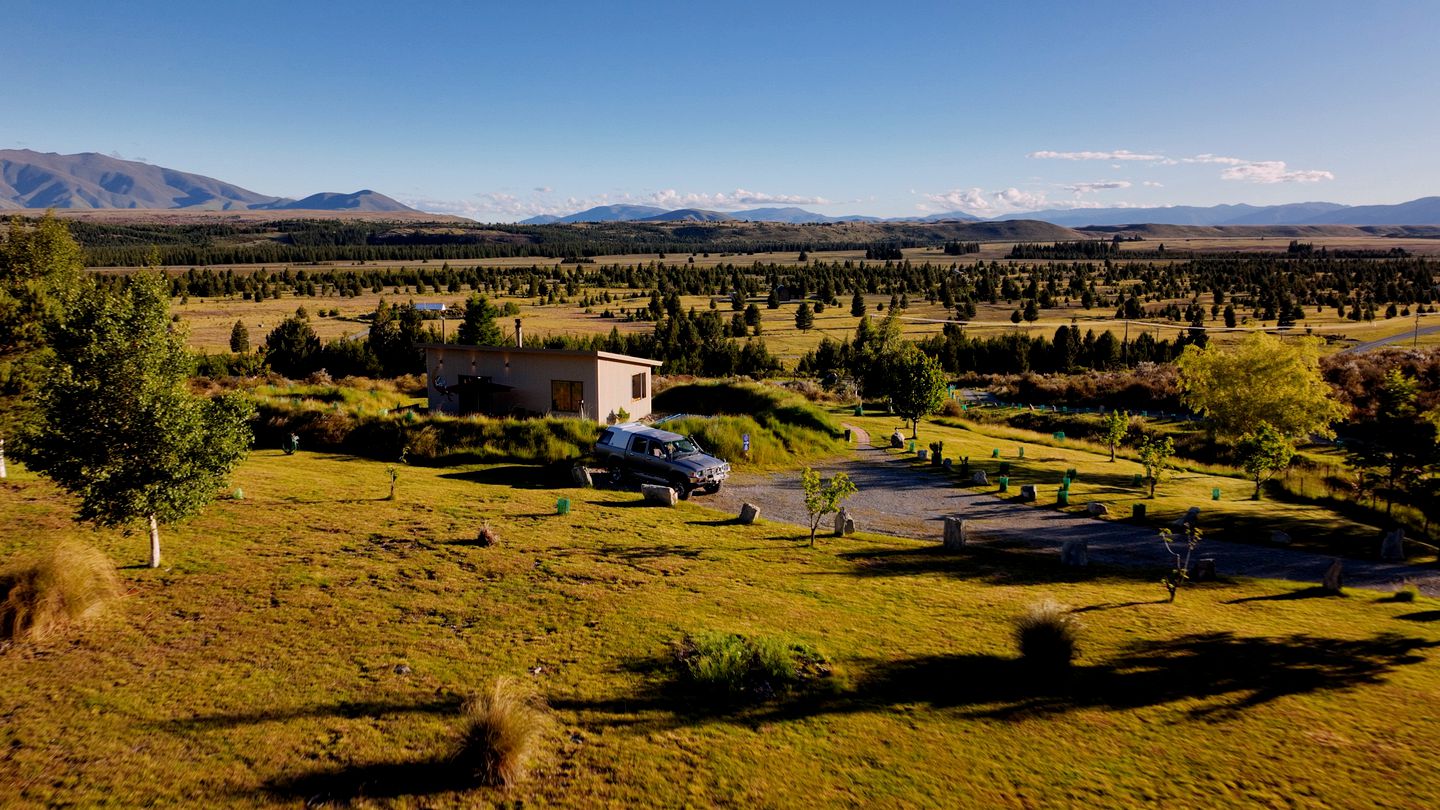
[627,435,659,480]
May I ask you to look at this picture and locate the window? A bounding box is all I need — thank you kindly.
[632,372,647,400]
[551,380,583,413]
[629,435,650,454]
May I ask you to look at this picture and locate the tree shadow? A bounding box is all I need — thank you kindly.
[837,543,1159,586]
[1396,610,1440,623]
[557,632,1436,734]
[1070,599,1170,614]
[439,466,559,490]
[586,499,653,509]
[166,695,463,731]
[594,543,703,562]
[1224,587,1344,604]
[686,517,740,527]
[261,756,476,804]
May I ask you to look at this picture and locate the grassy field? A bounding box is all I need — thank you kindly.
[3,452,1439,808]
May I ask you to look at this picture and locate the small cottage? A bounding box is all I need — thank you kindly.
[422,340,662,422]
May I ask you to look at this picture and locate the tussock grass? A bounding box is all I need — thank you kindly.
[677,632,831,699]
[454,676,548,787]
[0,539,120,644]
[475,522,499,547]
[1013,600,1081,670]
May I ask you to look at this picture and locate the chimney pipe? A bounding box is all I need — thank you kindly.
[515,318,523,348]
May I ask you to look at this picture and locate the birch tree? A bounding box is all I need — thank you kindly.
[23,271,253,567]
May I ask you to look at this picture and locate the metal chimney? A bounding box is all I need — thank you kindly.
[515,318,523,348]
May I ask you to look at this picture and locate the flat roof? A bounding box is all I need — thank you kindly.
[419,343,664,368]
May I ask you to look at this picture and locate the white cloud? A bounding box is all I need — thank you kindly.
[1219,161,1335,184]
[1142,181,1164,188]
[400,187,833,222]
[1063,180,1132,195]
[648,188,831,209]
[1182,153,1250,166]
[1028,149,1165,161]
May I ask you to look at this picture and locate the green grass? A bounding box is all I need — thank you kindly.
[847,412,1421,562]
[2,454,1439,807]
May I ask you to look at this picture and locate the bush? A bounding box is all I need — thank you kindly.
[940,399,964,417]
[676,632,830,700]
[1013,600,1080,670]
[0,539,121,644]
[1386,585,1419,603]
[454,677,547,786]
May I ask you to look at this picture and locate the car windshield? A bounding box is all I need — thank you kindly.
[665,438,699,456]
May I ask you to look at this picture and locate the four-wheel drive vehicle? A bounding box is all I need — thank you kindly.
[594,423,730,499]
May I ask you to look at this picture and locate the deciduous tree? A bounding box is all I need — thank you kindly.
[22,271,253,567]
[1237,422,1295,500]
[801,467,857,547]
[1176,333,1344,440]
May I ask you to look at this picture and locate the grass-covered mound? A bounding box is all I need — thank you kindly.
[655,381,846,468]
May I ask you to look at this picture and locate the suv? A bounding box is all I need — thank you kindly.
[594,423,730,499]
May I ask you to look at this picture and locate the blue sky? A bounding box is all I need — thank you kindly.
[4,0,1438,220]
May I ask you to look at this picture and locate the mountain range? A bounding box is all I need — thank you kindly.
[5,149,1439,226]
[0,150,414,212]
[523,198,1440,227]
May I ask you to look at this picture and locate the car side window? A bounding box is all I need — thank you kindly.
[629,436,648,454]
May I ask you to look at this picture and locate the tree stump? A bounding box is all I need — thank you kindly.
[1060,539,1088,567]
[738,503,760,524]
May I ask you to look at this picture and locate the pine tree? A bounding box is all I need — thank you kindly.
[795,302,814,331]
[229,320,250,353]
[851,290,866,317]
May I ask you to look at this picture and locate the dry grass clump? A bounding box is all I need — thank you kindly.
[0,539,121,644]
[454,677,547,787]
[1013,600,1081,670]
[676,632,832,700]
[475,522,500,547]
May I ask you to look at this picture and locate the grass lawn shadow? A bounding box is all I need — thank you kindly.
[837,543,1159,587]
[261,756,475,804]
[1225,586,1345,604]
[558,632,1438,732]
[439,465,559,490]
[1396,610,1440,622]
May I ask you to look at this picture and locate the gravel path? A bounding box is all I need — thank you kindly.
[708,423,1440,596]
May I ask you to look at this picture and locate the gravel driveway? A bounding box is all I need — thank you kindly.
[708,424,1439,596]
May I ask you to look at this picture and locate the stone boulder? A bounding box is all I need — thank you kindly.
[1086,502,1109,517]
[1193,558,1217,581]
[1270,530,1292,546]
[641,484,678,507]
[917,449,929,461]
[890,430,905,449]
[833,507,855,536]
[1171,507,1200,529]
[971,470,988,486]
[1322,558,1344,594]
[1381,529,1406,562]
[738,503,760,524]
[942,458,953,471]
[1060,539,1088,567]
[570,464,594,488]
[1018,484,1037,502]
[942,516,967,550]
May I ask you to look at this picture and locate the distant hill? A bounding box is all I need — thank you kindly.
[555,204,668,223]
[264,190,413,212]
[0,149,415,213]
[638,208,733,222]
[996,199,1440,227]
[1304,196,1440,226]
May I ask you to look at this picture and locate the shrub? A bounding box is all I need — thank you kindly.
[1387,585,1419,603]
[676,632,830,700]
[0,539,121,644]
[1013,600,1080,670]
[940,399,964,417]
[454,677,547,787]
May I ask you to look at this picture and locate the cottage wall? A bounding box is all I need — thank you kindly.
[425,346,656,421]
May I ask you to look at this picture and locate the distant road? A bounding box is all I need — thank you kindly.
[1340,323,1440,354]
